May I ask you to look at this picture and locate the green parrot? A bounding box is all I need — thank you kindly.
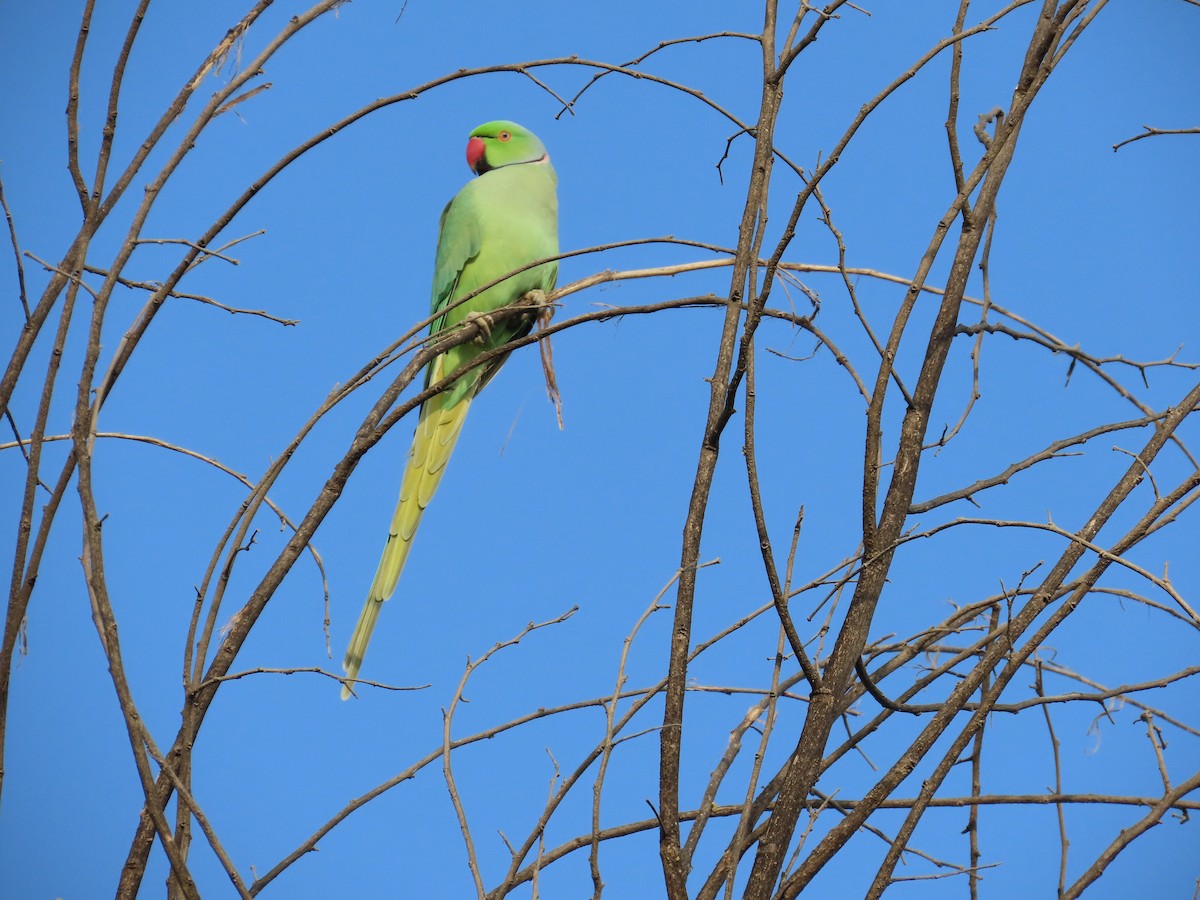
[341,121,559,699]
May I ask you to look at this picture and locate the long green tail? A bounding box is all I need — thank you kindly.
[341,373,471,700]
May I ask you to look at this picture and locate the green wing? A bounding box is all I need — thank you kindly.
[429,195,481,337]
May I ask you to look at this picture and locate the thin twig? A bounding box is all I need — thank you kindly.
[1112,124,1200,152]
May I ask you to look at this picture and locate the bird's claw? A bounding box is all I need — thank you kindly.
[465,311,495,343]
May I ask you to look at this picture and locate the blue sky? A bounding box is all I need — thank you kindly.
[1,1,1198,897]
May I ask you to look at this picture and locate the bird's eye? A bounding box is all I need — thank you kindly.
[498,130,512,142]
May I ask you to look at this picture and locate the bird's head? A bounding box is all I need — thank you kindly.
[466,121,549,175]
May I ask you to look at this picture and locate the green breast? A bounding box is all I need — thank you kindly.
[448,160,559,324]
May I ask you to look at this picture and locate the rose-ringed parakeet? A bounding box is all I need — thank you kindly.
[341,121,559,699]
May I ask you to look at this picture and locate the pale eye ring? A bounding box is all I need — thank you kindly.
[498,130,512,142]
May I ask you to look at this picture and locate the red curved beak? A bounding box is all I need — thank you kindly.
[466,136,487,174]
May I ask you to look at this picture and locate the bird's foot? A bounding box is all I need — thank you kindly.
[523,288,548,308]
[465,311,495,344]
